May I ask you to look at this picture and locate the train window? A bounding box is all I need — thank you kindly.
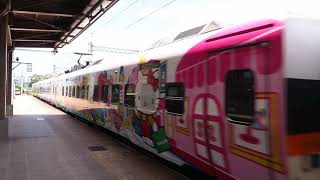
[87,85,89,100]
[76,86,80,98]
[102,85,108,103]
[225,69,255,125]
[72,86,75,97]
[93,85,99,102]
[165,83,184,114]
[81,85,88,99]
[69,86,72,97]
[287,78,320,134]
[65,86,68,96]
[111,85,120,104]
[125,84,135,107]
[62,86,64,96]
[80,86,84,99]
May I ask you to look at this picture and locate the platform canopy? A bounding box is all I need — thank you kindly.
[6,0,118,48]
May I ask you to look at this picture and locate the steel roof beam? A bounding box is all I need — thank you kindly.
[13,39,59,42]
[12,10,77,18]
[11,28,65,32]
[7,24,12,47]
[55,0,119,48]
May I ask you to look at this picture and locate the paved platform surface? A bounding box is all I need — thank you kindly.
[0,95,188,180]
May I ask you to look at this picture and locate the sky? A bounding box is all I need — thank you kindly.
[12,0,320,80]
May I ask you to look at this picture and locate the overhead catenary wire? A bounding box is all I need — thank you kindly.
[90,44,140,54]
[95,0,140,33]
[103,0,140,26]
[16,0,178,56]
[125,0,178,29]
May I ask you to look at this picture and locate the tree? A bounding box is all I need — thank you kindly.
[28,74,52,87]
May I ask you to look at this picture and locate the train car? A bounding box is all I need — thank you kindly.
[32,18,320,180]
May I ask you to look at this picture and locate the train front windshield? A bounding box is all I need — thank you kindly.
[287,78,320,134]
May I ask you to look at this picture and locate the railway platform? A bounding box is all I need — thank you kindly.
[0,95,188,180]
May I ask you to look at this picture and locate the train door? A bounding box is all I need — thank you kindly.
[191,61,230,177]
[222,43,281,180]
[192,93,229,171]
[193,43,281,179]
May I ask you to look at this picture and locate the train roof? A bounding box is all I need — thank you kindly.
[147,21,222,50]
[33,55,140,85]
[34,18,285,86]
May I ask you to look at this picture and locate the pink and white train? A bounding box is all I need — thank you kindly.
[33,18,320,180]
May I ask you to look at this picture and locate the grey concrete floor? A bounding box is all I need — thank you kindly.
[0,95,188,180]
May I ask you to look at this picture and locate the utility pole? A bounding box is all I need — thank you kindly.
[53,65,56,77]
[20,70,23,94]
[12,57,32,94]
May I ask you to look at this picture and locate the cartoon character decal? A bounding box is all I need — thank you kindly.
[131,60,170,153]
[79,61,170,153]
[90,109,106,126]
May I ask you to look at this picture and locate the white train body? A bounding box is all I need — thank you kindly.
[33,18,320,180]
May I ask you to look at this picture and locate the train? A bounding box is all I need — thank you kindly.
[32,18,320,180]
